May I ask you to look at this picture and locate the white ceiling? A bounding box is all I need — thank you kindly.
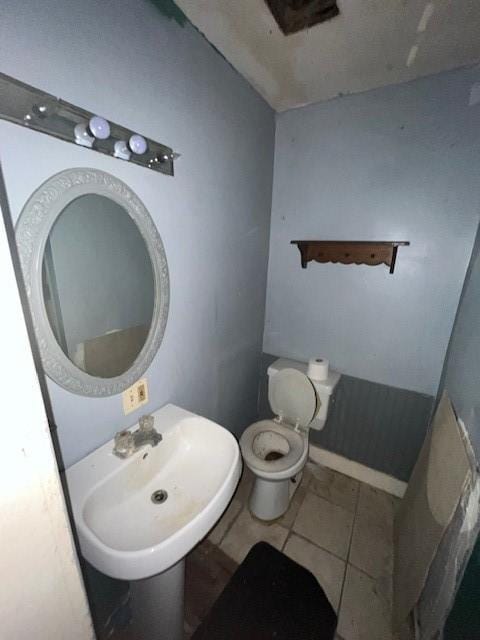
[174,0,480,111]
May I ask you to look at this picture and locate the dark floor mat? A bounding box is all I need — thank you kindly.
[191,541,337,640]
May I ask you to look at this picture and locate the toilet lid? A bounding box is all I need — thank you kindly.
[269,368,317,428]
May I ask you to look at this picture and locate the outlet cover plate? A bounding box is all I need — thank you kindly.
[122,378,149,415]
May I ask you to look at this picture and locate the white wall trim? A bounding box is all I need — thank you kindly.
[309,444,407,498]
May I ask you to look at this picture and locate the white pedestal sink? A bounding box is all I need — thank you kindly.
[66,404,242,639]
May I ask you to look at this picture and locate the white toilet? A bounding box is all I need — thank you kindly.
[240,357,340,521]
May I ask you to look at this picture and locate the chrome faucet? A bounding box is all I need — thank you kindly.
[113,414,162,459]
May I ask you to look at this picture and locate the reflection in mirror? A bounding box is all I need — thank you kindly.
[42,194,155,378]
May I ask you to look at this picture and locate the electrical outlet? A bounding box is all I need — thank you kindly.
[122,378,149,415]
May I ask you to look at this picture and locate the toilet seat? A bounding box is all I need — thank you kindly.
[240,420,308,480]
[269,368,318,428]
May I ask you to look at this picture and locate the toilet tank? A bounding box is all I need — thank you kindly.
[267,357,341,431]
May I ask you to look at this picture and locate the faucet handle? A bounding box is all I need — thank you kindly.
[139,414,155,432]
[113,430,135,458]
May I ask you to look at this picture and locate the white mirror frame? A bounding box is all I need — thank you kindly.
[15,168,169,397]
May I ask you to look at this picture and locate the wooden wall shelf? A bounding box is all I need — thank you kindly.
[291,240,410,274]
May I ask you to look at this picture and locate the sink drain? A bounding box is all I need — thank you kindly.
[151,489,168,504]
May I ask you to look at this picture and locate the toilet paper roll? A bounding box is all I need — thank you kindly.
[307,357,329,381]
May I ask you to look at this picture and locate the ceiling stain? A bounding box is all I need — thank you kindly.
[417,2,435,33]
[264,0,339,36]
[149,0,188,27]
[406,44,419,67]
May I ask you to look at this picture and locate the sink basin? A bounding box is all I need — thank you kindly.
[66,404,241,580]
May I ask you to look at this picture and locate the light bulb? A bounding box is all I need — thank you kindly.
[114,140,131,161]
[89,115,111,140]
[129,134,147,155]
[74,123,94,148]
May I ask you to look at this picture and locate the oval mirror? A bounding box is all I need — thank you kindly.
[16,168,169,397]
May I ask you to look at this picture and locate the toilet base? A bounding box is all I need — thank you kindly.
[249,470,303,521]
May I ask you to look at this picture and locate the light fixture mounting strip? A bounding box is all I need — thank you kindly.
[0,73,177,177]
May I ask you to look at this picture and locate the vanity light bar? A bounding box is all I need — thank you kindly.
[0,73,178,177]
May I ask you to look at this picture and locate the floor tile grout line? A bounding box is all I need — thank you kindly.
[347,482,362,562]
[219,505,243,546]
[346,559,393,583]
[281,529,292,552]
[215,494,249,547]
[304,482,359,516]
[281,471,316,549]
[336,480,362,619]
[287,529,349,565]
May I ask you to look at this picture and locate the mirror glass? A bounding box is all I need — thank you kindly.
[42,194,155,378]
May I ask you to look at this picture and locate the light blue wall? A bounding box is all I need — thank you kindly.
[0,0,275,467]
[265,66,480,396]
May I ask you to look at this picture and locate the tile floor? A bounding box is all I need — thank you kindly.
[195,462,408,640]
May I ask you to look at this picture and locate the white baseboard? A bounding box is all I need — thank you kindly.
[309,443,407,498]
